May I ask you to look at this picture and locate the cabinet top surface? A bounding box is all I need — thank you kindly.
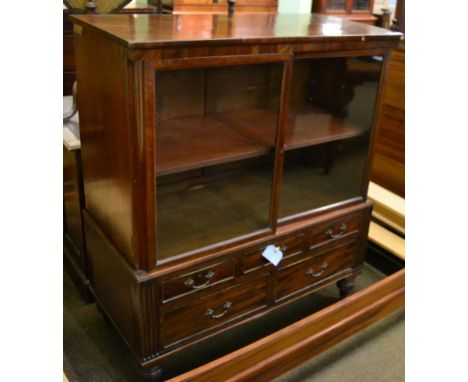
[71,13,401,49]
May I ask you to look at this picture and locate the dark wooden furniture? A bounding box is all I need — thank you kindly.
[64,14,76,95]
[70,13,400,380]
[150,0,277,14]
[370,43,404,197]
[370,0,404,196]
[393,0,404,33]
[312,0,377,25]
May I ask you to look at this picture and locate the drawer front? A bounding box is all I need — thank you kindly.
[162,259,235,303]
[162,277,268,349]
[308,213,364,250]
[241,233,306,274]
[276,240,356,302]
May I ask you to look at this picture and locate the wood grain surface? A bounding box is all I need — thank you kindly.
[70,13,401,49]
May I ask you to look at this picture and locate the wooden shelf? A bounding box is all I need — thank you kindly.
[285,105,364,150]
[156,105,364,176]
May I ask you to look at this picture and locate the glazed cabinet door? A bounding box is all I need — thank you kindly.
[154,61,284,261]
[278,55,383,220]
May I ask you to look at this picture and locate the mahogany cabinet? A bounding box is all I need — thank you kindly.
[312,0,377,25]
[71,13,400,380]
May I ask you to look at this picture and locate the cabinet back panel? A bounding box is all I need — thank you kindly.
[156,68,205,120]
[156,64,282,121]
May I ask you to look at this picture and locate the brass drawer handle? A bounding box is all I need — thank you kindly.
[325,223,347,239]
[184,270,215,290]
[306,261,329,278]
[205,301,232,319]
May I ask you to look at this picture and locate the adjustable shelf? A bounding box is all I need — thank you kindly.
[155,105,363,176]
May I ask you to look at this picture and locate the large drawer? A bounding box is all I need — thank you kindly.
[161,258,235,303]
[276,240,357,302]
[162,276,268,349]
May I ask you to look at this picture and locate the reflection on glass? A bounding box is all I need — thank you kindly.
[279,56,382,219]
[353,0,370,10]
[157,157,274,259]
[155,64,282,260]
[327,0,346,11]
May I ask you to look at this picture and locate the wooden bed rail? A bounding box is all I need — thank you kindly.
[168,268,405,382]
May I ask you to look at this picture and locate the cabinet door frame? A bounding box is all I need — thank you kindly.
[276,49,392,227]
[134,47,391,269]
[149,53,293,265]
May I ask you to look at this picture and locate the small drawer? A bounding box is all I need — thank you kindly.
[162,276,268,349]
[276,240,356,302]
[241,233,305,274]
[309,213,363,250]
[161,259,235,303]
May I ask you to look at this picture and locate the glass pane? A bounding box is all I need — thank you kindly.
[353,0,370,10]
[279,56,383,219]
[327,0,346,11]
[155,63,282,260]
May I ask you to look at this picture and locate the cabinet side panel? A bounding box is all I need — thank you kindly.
[84,212,144,359]
[74,26,135,265]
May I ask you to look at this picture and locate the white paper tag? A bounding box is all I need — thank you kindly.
[262,245,283,267]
